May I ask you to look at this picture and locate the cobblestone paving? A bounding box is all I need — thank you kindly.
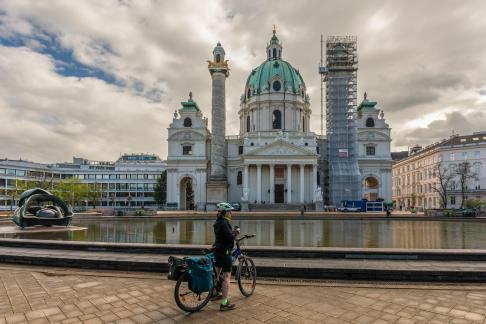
[1,265,486,323]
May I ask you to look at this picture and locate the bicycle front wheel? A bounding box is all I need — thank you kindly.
[174,272,211,312]
[237,256,256,297]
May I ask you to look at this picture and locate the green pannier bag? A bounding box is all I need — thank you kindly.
[186,256,213,294]
[167,256,185,281]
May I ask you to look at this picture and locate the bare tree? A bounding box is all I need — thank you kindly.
[456,161,479,209]
[431,163,455,208]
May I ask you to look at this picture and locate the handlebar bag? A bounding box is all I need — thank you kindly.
[167,256,185,281]
[186,256,213,294]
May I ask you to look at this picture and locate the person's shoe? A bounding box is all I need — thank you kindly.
[220,302,236,311]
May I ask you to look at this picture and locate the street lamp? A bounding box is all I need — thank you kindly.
[127,194,132,209]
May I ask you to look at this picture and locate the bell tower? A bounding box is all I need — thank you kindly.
[206,42,230,209]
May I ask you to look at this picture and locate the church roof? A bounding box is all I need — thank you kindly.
[179,92,200,111]
[357,92,378,112]
[245,59,305,95]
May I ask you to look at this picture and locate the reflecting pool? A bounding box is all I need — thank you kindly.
[2,218,486,249]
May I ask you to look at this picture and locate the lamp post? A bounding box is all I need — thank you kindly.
[127,194,132,209]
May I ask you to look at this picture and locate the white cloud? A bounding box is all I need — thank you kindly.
[1,0,486,162]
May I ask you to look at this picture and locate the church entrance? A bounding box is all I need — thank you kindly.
[275,184,284,203]
[363,176,379,201]
[180,177,195,210]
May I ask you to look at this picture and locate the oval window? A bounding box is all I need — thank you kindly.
[183,117,192,127]
[273,81,281,92]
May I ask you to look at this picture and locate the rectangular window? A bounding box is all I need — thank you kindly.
[238,146,243,155]
[183,145,192,155]
[15,170,26,176]
[450,196,456,205]
[366,146,375,156]
[0,168,4,174]
[109,174,116,180]
[462,152,468,160]
[119,174,126,180]
[96,174,102,180]
[475,151,480,158]
[450,153,455,161]
[102,174,109,180]
[6,169,15,176]
[138,174,144,180]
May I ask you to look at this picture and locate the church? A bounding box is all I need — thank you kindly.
[165,29,392,211]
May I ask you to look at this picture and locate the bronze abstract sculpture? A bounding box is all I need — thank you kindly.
[12,188,73,228]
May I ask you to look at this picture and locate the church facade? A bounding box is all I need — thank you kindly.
[166,30,392,210]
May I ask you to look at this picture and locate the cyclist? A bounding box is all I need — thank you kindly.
[213,202,240,311]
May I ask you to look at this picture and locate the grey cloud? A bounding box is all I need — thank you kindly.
[394,111,486,148]
[1,0,486,161]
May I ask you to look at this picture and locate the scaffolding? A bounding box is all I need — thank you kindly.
[322,36,361,205]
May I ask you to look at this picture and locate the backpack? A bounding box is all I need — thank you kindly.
[167,256,185,281]
[186,256,213,294]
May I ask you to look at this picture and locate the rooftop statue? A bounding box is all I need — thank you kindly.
[11,188,73,228]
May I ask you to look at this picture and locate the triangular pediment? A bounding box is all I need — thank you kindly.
[245,140,317,157]
[358,131,390,141]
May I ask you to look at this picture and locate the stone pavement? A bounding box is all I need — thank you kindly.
[1,265,486,323]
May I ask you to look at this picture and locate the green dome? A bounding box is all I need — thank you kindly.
[245,59,306,96]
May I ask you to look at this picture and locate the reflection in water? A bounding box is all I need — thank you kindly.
[2,219,486,249]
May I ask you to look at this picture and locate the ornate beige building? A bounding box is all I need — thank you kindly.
[392,132,486,209]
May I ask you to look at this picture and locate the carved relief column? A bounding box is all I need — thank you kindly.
[300,164,305,203]
[269,164,275,204]
[312,164,317,202]
[257,164,262,203]
[287,164,292,203]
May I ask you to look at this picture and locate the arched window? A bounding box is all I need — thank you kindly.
[246,116,250,132]
[215,54,221,63]
[272,80,281,92]
[272,48,277,59]
[272,110,281,129]
[237,171,242,185]
[247,88,251,99]
[278,50,281,58]
[183,117,192,127]
[302,116,305,132]
[366,118,375,127]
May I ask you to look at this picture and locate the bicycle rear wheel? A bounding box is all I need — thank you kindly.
[237,256,256,297]
[174,272,211,312]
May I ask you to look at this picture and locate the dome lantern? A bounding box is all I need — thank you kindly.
[266,25,282,60]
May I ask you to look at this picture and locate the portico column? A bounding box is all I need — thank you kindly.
[312,164,317,202]
[269,164,275,204]
[299,164,305,203]
[287,164,292,203]
[257,164,262,203]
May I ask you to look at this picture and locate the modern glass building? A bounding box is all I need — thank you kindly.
[0,154,166,210]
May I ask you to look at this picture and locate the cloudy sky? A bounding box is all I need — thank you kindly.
[1,0,486,163]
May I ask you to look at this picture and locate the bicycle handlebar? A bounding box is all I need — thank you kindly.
[236,234,256,243]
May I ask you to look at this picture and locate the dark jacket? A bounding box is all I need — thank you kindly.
[213,216,235,253]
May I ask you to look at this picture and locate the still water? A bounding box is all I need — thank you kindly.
[2,219,486,249]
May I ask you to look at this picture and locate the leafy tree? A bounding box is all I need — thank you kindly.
[464,198,485,209]
[87,182,103,208]
[431,163,455,208]
[153,171,167,206]
[52,178,89,207]
[186,180,195,210]
[456,162,479,208]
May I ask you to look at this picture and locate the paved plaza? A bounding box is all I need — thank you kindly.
[0,265,486,323]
